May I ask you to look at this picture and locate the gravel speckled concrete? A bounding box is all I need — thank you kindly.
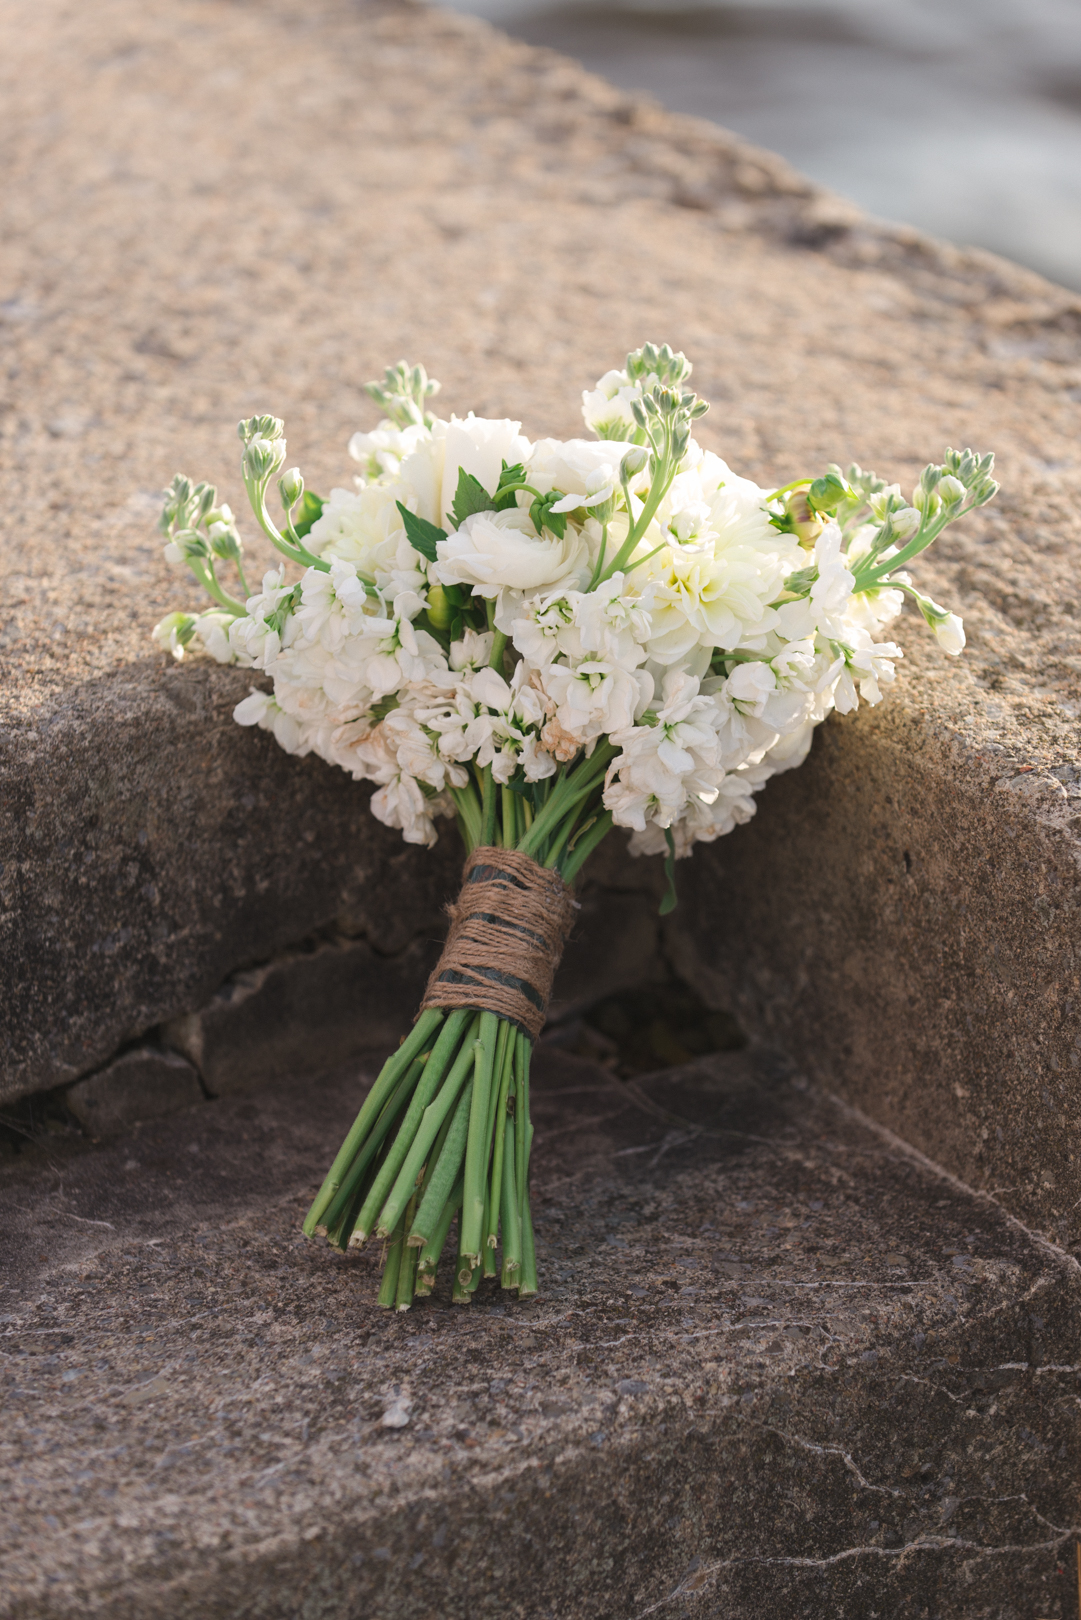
[2,1046,1079,1618]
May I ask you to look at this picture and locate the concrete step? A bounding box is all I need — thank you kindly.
[2,1046,1078,1619]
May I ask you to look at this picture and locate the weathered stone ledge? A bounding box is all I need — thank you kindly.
[3,0,1081,1260]
[2,1045,1079,1620]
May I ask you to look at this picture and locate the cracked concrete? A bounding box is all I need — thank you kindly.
[2,1045,1079,1618]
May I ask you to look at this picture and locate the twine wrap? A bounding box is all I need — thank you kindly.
[420,846,577,1040]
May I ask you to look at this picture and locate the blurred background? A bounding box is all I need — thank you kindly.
[436,0,1081,291]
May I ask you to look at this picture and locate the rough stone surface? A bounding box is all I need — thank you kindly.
[161,935,439,1097]
[665,706,1081,1252]
[2,1044,1079,1620]
[4,0,1081,1134]
[65,1047,205,1138]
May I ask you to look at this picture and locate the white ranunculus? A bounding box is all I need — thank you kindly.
[528,437,627,500]
[433,508,588,596]
[439,415,532,526]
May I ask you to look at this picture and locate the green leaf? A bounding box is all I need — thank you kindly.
[529,490,568,539]
[291,490,326,539]
[396,501,447,563]
[451,468,497,526]
[494,460,526,510]
[659,827,679,916]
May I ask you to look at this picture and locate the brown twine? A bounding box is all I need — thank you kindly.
[420,846,577,1040]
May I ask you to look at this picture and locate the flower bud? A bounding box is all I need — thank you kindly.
[244,435,287,482]
[621,446,649,480]
[237,414,285,446]
[278,466,304,511]
[208,521,242,562]
[889,506,921,540]
[918,593,966,655]
[938,475,966,505]
[152,611,197,659]
[425,582,453,632]
[933,613,966,655]
[167,527,209,561]
[785,489,823,547]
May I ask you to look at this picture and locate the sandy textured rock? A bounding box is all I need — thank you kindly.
[1,1045,1078,1620]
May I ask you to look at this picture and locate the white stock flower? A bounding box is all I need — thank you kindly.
[347,420,430,482]
[542,659,652,748]
[508,592,583,667]
[192,611,235,665]
[294,560,373,652]
[233,688,303,753]
[433,507,587,597]
[581,369,639,440]
[603,671,722,832]
[574,574,650,666]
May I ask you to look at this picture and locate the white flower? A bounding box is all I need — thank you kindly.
[439,415,531,527]
[347,420,430,482]
[227,567,296,669]
[433,507,587,596]
[809,522,855,616]
[542,659,652,748]
[449,628,495,671]
[371,771,452,848]
[581,369,639,440]
[192,611,235,665]
[603,671,722,831]
[933,612,966,656]
[293,560,373,652]
[233,688,303,753]
[306,486,404,580]
[508,591,582,667]
[574,574,650,666]
[528,438,625,500]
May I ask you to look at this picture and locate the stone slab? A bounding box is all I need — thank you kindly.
[0,1045,1078,1619]
[65,1047,204,1137]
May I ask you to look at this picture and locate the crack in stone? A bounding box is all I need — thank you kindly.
[629,1526,1081,1618]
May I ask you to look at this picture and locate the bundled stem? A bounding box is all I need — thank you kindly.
[303,748,609,1306]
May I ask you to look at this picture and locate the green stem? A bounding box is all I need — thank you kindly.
[318,1056,423,1237]
[481,764,498,847]
[303,1008,444,1233]
[460,1013,498,1265]
[499,1111,522,1282]
[485,1031,515,1256]
[394,1193,420,1310]
[409,1074,474,1245]
[517,744,615,860]
[353,1009,472,1241]
[560,809,614,884]
[377,1214,406,1308]
[374,1014,479,1237]
[415,1176,464,1279]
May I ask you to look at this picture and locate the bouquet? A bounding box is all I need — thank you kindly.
[154,343,997,1308]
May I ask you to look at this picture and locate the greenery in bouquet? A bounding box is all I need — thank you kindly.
[153,343,997,1307]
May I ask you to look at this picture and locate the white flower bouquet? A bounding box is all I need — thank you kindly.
[155,344,996,1307]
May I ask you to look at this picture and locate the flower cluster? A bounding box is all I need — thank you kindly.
[155,345,996,861]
